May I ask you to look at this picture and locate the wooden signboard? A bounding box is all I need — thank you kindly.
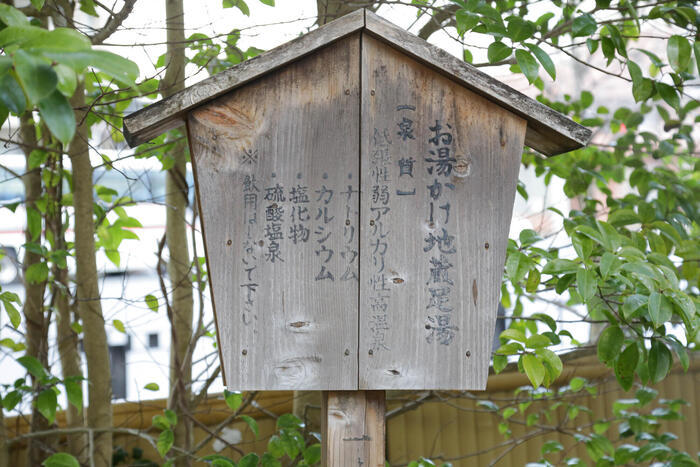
[188,36,361,390]
[124,10,590,392]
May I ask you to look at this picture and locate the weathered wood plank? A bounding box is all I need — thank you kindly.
[322,391,386,466]
[188,35,361,390]
[358,34,526,390]
[125,9,365,147]
[362,11,589,156]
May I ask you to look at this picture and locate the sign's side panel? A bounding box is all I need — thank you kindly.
[359,34,526,390]
[188,35,361,390]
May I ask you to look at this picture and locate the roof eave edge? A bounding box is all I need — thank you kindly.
[123,9,367,147]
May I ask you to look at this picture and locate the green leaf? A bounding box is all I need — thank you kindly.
[144,382,159,391]
[462,48,473,63]
[570,376,586,392]
[80,0,98,16]
[500,328,526,343]
[145,294,159,312]
[113,319,126,333]
[2,391,21,410]
[28,149,48,169]
[37,388,57,423]
[507,17,536,42]
[597,326,624,365]
[531,313,556,332]
[655,82,679,110]
[239,454,259,467]
[0,25,47,48]
[647,291,672,328]
[303,444,321,465]
[26,262,49,284]
[18,354,46,379]
[24,28,91,52]
[632,77,653,103]
[525,334,551,349]
[541,440,564,455]
[455,10,480,35]
[64,379,82,413]
[576,269,597,301]
[38,90,75,145]
[0,74,26,114]
[259,0,274,5]
[164,409,178,426]
[267,435,285,458]
[648,340,671,383]
[601,37,615,63]
[261,453,282,467]
[694,41,700,79]
[157,429,174,457]
[0,4,29,26]
[614,344,638,391]
[30,0,46,10]
[224,390,242,411]
[526,44,555,80]
[42,50,139,87]
[515,49,539,83]
[666,337,689,372]
[27,207,42,241]
[487,41,511,63]
[667,35,691,73]
[599,252,618,279]
[586,38,600,55]
[537,348,563,382]
[493,354,508,373]
[522,354,545,387]
[525,268,541,293]
[14,50,57,104]
[42,453,80,467]
[239,414,259,437]
[572,14,597,37]
[276,413,303,430]
[222,0,250,15]
[3,299,21,328]
[54,64,77,97]
[614,445,639,465]
[542,258,579,275]
[622,294,647,319]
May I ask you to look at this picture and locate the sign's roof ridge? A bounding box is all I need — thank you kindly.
[123,9,591,156]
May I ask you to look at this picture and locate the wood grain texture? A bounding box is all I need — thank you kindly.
[363,10,590,156]
[125,9,589,157]
[322,391,386,467]
[358,34,526,390]
[124,9,365,147]
[188,35,361,390]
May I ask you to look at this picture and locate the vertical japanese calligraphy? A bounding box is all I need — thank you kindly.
[368,128,393,352]
[240,174,260,326]
[423,120,459,345]
[255,172,355,283]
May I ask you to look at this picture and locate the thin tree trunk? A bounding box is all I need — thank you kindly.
[20,115,53,465]
[316,0,375,25]
[47,151,86,461]
[69,83,113,467]
[163,0,194,463]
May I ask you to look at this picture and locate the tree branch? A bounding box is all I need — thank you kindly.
[90,0,137,45]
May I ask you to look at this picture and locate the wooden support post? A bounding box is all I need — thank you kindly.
[322,390,386,466]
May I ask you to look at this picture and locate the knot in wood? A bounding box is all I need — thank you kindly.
[453,157,472,177]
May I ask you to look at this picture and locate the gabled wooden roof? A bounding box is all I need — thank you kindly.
[123,9,591,156]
